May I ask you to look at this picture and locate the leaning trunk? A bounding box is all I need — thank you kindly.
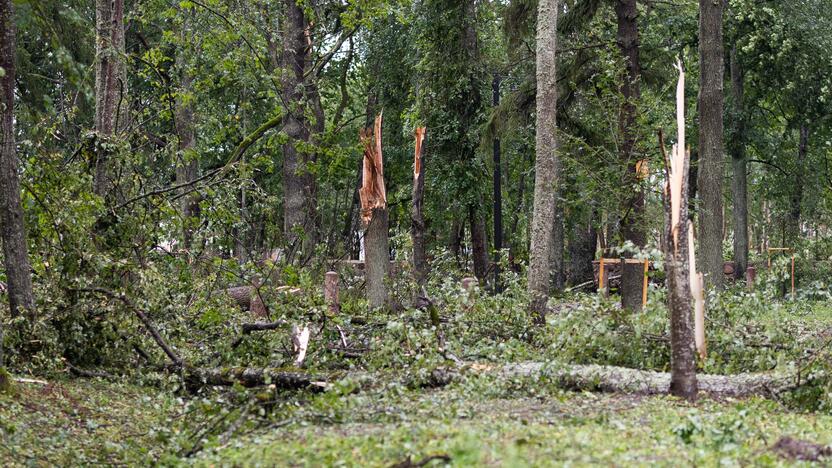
[729,46,748,279]
[697,0,725,291]
[528,0,560,322]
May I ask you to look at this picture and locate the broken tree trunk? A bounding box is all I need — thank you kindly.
[184,367,326,391]
[411,127,428,286]
[324,271,339,315]
[688,222,707,360]
[360,113,389,309]
[214,285,268,318]
[660,61,697,401]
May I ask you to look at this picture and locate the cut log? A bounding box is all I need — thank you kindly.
[324,271,339,315]
[184,367,327,391]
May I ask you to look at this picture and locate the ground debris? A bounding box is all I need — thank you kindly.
[772,436,832,461]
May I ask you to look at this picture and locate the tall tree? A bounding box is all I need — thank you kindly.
[697,0,725,290]
[615,0,645,247]
[281,0,316,258]
[728,45,747,279]
[0,0,35,344]
[175,11,199,250]
[528,0,560,322]
[94,0,128,197]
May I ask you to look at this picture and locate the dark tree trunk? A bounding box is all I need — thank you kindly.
[281,0,315,259]
[0,0,35,348]
[94,0,127,197]
[729,46,748,279]
[411,128,428,285]
[450,217,464,265]
[697,0,725,291]
[175,18,199,250]
[615,0,645,247]
[492,74,503,292]
[469,204,489,281]
[528,0,560,322]
[568,212,597,287]
[788,125,809,242]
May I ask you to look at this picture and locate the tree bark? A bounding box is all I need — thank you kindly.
[0,0,35,340]
[94,0,128,197]
[184,367,325,391]
[411,128,428,285]
[615,0,646,247]
[281,0,315,259]
[175,15,199,250]
[550,197,565,293]
[697,0,725,291]
[729,46,748,279]
[568,211,597,287]
[788,125,809,242]
[360,115,388,309]
[492,74,503,292]
[469,204,489,282]
[528,0,560,322]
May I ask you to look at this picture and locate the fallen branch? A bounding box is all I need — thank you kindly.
[184,367,327,391]
[241,320,288,334]
[75,288,183,367]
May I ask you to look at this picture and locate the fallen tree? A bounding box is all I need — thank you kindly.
[493,362,795,399]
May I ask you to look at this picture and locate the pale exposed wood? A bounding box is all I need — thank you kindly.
[689,221,706,360]
[359,113,387,224]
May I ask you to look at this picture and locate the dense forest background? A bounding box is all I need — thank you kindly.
[3,0,832,463]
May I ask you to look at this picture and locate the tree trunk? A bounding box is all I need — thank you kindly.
[175,17,199,250]
[365,208,389,308]
[568,211,597,287]
[550,197,565,293]
[0,0,35,343]
[697,0,725,291]
[411,127,428,285]
[729,46,748,279]
[360,115,388,309]
[615,0,645,247]
[469,204,489,281]
[664,64,697,401]
[281,0,314,259]
[94,0,127,197]
[788,125,808,242]
[528,0,560,322]
[492,74,503,292]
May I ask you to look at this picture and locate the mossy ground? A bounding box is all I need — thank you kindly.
[3,373,832,466]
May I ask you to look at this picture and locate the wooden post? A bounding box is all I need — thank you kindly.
[642,259,649,307]
[599,257,607,297]
[746,265,756,290]
[324,271,339,315]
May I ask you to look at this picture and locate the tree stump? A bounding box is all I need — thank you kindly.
[746,266,756,290]
[359,113,389,309]
[324,271,339,315]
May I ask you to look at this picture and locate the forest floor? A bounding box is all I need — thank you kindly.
[3,370,832,466]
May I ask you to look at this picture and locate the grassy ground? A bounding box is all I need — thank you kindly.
[3,374,832,467]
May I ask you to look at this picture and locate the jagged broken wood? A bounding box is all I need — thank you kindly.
[359,113,389,308]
